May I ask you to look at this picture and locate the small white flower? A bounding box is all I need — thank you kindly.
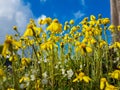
[30,75,35,81]
[55,65,58,69]
[6,55,10,58]
[3,76,6,82]
[114,48,117,52]
[26,82,30,86]
[41,78,48,85]
[71,55,74,59]
[64,59,68,63]
[25,74,29,77]
[8,65,12,69]
[113,57,119,63]
[42,71,48,78]
[67,69,74,79]
[116,57,119,61]
[20,84,25,89]
[44,58,48,63]
[58,61,61,65]
[31,69,37,74]
[60,65,63,68]
[61,68,65,75]
[38,61,41,64]
[61,68,67,77]
[80,64,83,69]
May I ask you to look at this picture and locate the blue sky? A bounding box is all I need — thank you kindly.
[0,0,110,43]
[24,0,110,23]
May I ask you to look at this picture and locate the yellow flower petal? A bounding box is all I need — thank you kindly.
[86,47,92,53]
[82,76,91,83]
[73,78,79,82]
[69,19,74,24]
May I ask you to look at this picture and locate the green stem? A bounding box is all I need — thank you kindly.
[32,45,42,78]
[51,46,55,90]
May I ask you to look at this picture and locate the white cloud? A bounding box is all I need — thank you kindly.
[0,0,33,43]
[40,0,47,3]
[81,0,85,6]
[36,15,47,22]
[35,14,47,26]
[73,10,85,20]
[35,14,47,32]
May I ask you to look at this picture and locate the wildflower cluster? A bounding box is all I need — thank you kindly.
[0,14,120,89]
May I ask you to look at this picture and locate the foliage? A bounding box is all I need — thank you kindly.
[0,14,120,90]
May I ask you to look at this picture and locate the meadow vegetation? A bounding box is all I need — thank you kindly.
[0,14,120,90]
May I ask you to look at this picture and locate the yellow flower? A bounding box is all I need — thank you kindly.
[9,55,18,62]
[102,18,110,25]
[12,40,22,49]
[64,34,69,40]
[114,42,119,48]
[75,42,92,55]
[42,33,47,38]
[13,26,17,31]
[35,79,41,89]
[30,18,35,24]
[53,18,58,22]
[23,24,34,37]
[117,25,120,31]
[38,19,43,25]
[90,15,96,21]
[83,17,88,21]
[109,42,120,49]
[65,21,69,25]
[75,41,81,46]
[32,26,42,36]
[89,20,96,26]
[80,43,86,48]
[60,42,64,48]
[2,35,22,57]
[47,19,62,33]
[40,43,47,50]
[100,78,107,89]
[2,35,12,57]
[96,19,102,25]
[2,43,10,58]
[108,25,115,33]
[71,26,79,32]
[82,25,89,30]
[116,42,120,48]
[86,47,92,53]
[73,72,85,82]
[105,83,118,90]
[42,17,52,25]
[94,28,102,35]
[90,38,96,44]
[69,19,74,24]
[82,76,91,83]
[100,78,118,90]
[73,72,91,83]
[109,70,120,80]
[83,37,96,45]
[53,36,60,42]
[0,68,4,77]
[41,41,57,50]
[99,40,107,48]
[7,88,15,90]
[23,23,42,37]
[80,17,88,25]
[19,76,30,83]
[64,25,70,30]
[21,58,31,67]
[23,19,42,37]
[28,39,34,46]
